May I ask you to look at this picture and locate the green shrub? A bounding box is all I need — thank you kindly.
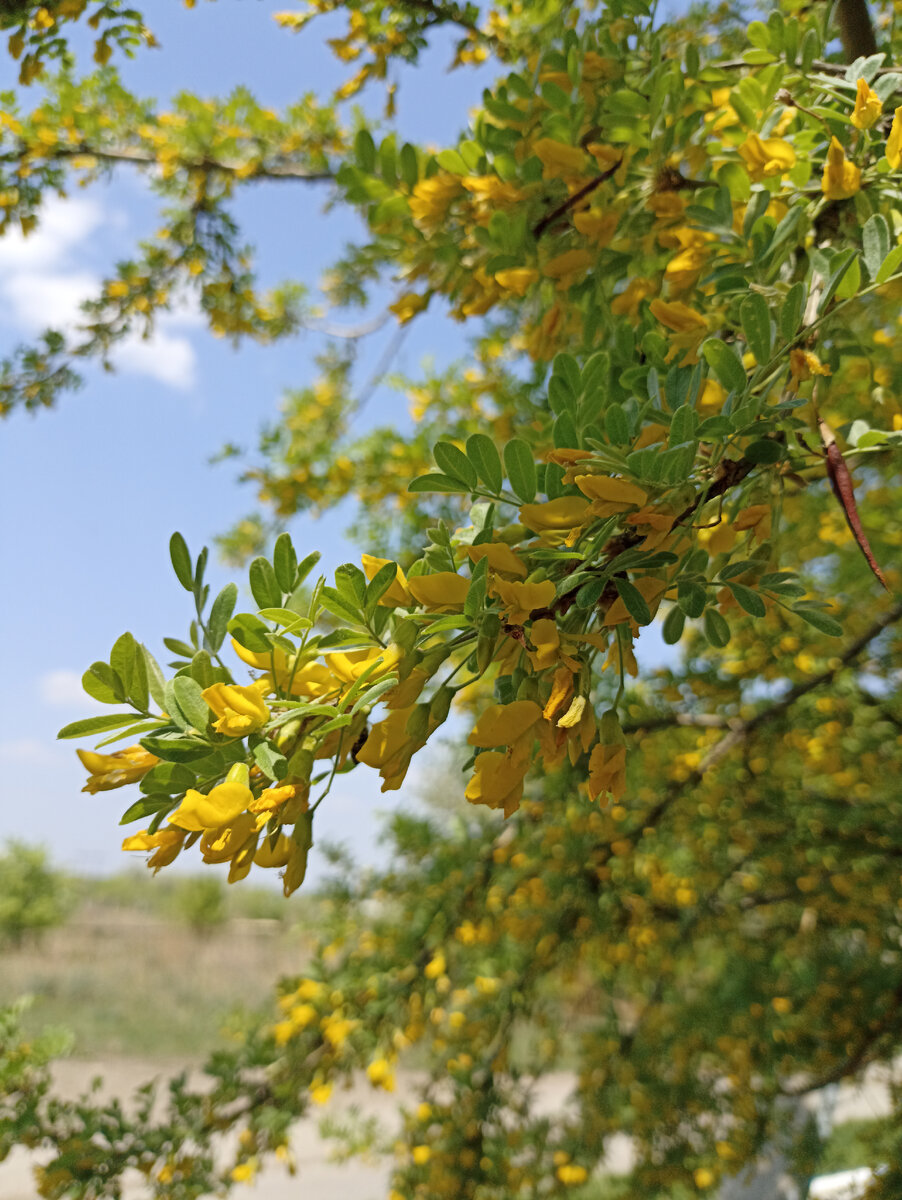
[0,841,68,947]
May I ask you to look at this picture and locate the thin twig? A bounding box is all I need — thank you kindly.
[532,163,621,239]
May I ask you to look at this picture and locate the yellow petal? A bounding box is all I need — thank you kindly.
[468,700,542,748]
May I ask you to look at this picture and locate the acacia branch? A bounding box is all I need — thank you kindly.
[697,600,902,775]
[533,164,620,239]
[14,142,335,183]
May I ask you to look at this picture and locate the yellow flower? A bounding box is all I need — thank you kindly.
[519,496,590,534]
[356,706,426,791]
[468,700,542,748]
[325,643,402,686]
[202,679,270,737]
[168,765,254,833]
[361,554,412,606]
[649,298,708,362]
[587,742,627,803]
[557,1164,589,1185]
[649,298,707,334]
[529,617,561,670]
[465,750,528,816]
[409,173,461,227]
[821,136,861,200]
[572,208,619,246]
[543,248,594,287]
[737,133,796,182]
[574,474,647,508]
[77,744,158,793]
[532,137,588,179]
[789,348,831,386]
[411,1145,432,1165]
[694,1167,717,1188]
[366,1057,396,1091]
[389,292,429,324]
[254,833,294,868]
[407,572,470,611]
[121,827,185,871]
[610,277,656,319]
[465,542,528,577]
[490,577,557,624]
[887,106,902,168]
[494,267,539,296]
[851,77,882,130]
[310,1081,333,1104]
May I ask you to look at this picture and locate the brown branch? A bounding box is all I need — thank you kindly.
[532,163,620,239]
[621,712,732,734]
[698,600,902,775]
[782,977,902,1096]
[15,142,334,183]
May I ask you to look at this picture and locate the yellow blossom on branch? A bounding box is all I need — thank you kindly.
[77,744,158,793]
[202,679,270,737]
[467,700,542,748]
[821,136,861,200]
[737,133,796,182]
[168,764,254,833]
[851,77,882,130]
[887,106,902,168]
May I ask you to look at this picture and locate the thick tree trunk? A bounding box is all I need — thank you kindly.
[835,0,878,60]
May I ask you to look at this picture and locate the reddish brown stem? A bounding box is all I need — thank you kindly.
[818,416,889,591]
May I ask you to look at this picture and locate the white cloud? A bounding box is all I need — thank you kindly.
[0,195,197,390]
[0,737,57,762]
[38,669,104,709]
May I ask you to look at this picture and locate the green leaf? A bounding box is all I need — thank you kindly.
[354,128,376,171]
[142,646,166,710]
[365,561,401,614]
[139,735,213,763]
[273,533,298,593]
[252,740,288,781]
[718,560,758,580]
[744,439,783,464]
[110,632,138,699]
[818,249,858,313]
[503,439,537,502]
[875,244,902,284]
[249,557,281,610]
[466,434,504,493]
[662,605,685,645]
[614,579,652,625]
[399,142,419,188]
[780,281,805,342]
[703,608,731,647]
[678,581,707,618]
[605,404,631,446]
[862,214,890,282]
[793,604,843,637]
[128,649,149,714]
[702,339,747,394]
[727,582,767,617]
[435,148,469,175]
[335,563,368,609]
[169,532,194,591]
[208,583,238,653]
[119,796,176,826]
[139,761,196,796]
[58,713,142,739]
[350,676,399,716]
[163,637,195,659]
[668,404,698,448]
[740,293,772,363]
[257,607,312,631]
[553,411,579,450]
[171,676,211,733]
[434,441,478,488]
[295,550,321,586]
[408,473,473,495]
[318,587,364,626]
[81,665,122,706]
[228,612,275,653]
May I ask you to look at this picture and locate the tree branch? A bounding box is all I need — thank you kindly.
[835,0,878,61]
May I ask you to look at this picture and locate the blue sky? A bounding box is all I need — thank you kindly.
[0,1,671,883]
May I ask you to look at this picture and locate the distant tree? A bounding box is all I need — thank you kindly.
[171,875,227,935]
[0,842,67,947]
